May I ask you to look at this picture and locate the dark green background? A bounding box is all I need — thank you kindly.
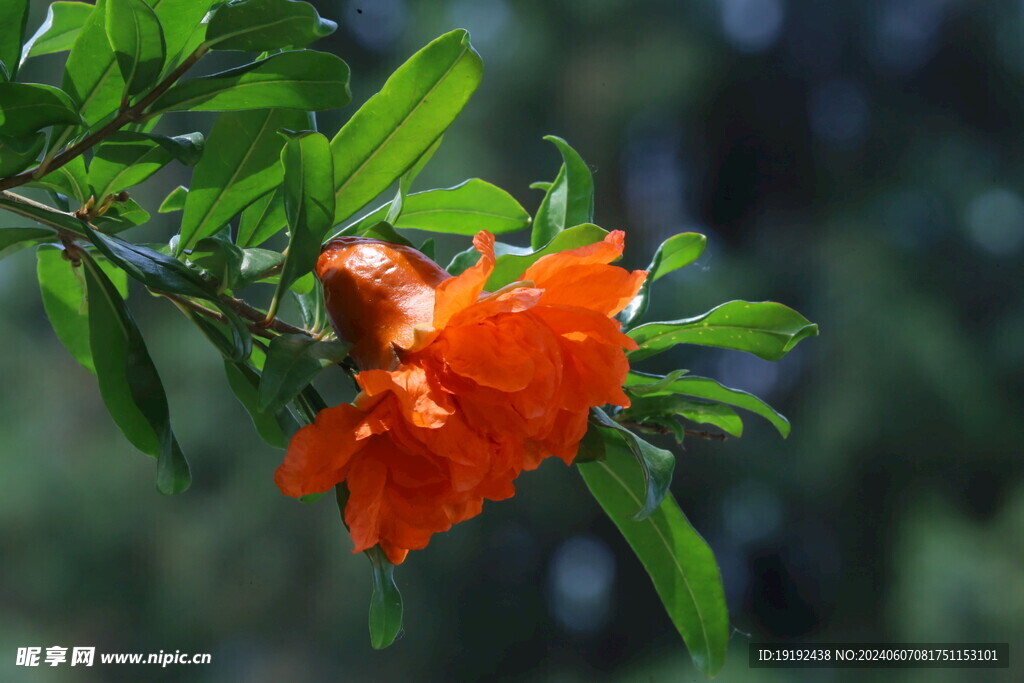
[2,0,1022,681]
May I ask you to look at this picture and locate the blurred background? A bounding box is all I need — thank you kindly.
[2,0,1023,681]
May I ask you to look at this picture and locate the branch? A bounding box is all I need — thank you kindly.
[0,190,318,341]
[0,47,208,193]
[617,419,728,441]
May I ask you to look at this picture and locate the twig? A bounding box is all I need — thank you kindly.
[0,47,208,192]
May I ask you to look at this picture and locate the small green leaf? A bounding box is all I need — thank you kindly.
[32,155,90,203]
[365,545,403,650]
[626,371,790,437]
[37,246,128,373]
[91,196,151,233]
[224,359,298,448]
[0,83,81,137]
[105,0,166,99]
[61,0,123,127]
[21,1,94,62]
[158,185,188,213]
[236,188,286,247]
[90,132,204,197]
[0,190,86,235]
[179,108,309,251]
[151,1,215,68]
[358,221,414,248]
[2,226,55,260]
[236,247,284,289]
[148,50,351,114]
[205,0,336,52]
[622,395,744,438]
[620,232,707,328]
[529,181,552,192]
[344,179,530,236]
[332,29,482,223]
[257,334,351,413]
[589,407,674,520]
[578,439,728,677]
[293,278,325,331]
[628,300,819,362]
[0,132,45,177]
[189,236,244,291]
[0,0,30,81]
[80,249,190,494]
[272,130,334,301]
[531,135,594,249]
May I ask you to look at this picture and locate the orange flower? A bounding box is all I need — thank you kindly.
[275,230,646,564]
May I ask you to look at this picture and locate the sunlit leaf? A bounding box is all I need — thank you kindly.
[205,0,336,52]
[332,29,482,223]
[158,185,188,213]
[0,0,30,81]
[344,179,530,237]
[90,132,204,197]
[272,130,334,299]
[629,300,819,362]
[0,83,81,137]
[105,0,166,99]
[578,439,729,677]
[21,2,94,62]
[148,50,350,114]
[37,245,128,373]
[32,155,90,203]
[531,135,594,249]
[178,108,308,251]
[236,188,286,247]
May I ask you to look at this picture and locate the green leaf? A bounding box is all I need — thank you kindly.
[620,232,707,328]
[0,190,86,236]
[80,249,191,494]
[628,300,819,362]
[105,0,166,99]
[589,407,674,520]
[91,196,151,232]
[21,2,94,62]
[90,132,204,197]
[0,83,81,137]
[223,361,297,448]
[531,135,594,249]
[358,221,413,248]
[622,395,744,438]
[158,185,188,213]
[625,371,790,437]
[178,108,309,251]
[331,29,482,223]
[365,545,403,650]
[0,0,30,80]
[257,334,351,412]
[236,188,286,247]
[292,279,325,331]
[148,50,351,114]
[2,226,55,260]
[269,130,334,312]
[61,0,123,126]
[0,132,45,177]
[529,180,552,192]
[37,246,128,373]
[150,0,215,68]
[205,0,337,52]
[345,179,530,236]
[32,155,90,203]
[189,236,244,291]
[461,222,607,290]
[578,440,729,677]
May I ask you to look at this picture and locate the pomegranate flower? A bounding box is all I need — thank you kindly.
[275,230,646,564]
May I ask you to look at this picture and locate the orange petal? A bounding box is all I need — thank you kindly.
[440,318,538,393]
[529,304,639,350]
[534,264,647,316]
[433,231,496,329]
[357,364,453,428]
[379,541,410,565]
[344,451,389,553]
[522,230,626,284]
[275,404,365,497]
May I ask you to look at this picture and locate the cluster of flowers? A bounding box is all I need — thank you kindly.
[275,230,647,564]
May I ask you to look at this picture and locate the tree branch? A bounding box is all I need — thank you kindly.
[0,47,208,193]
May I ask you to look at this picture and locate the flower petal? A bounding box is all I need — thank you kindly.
[433,231,496,329]
[274,404,364,497]
[522,230,626,283]
[533,263,647,316]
